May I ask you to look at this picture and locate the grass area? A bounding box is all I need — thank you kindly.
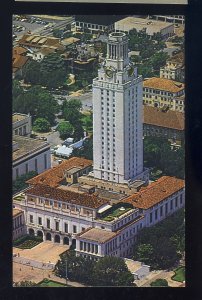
[37,279,70,287]
[13,235,42,249]
[172,267,185,283]
[15,240,41,249]
[101,207,132,222]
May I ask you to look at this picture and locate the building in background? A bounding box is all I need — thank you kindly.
[160,51,185,82]
[13,113,32,137]
[114,17,174,40]
[143,106,184,146]
[151,15,185,25]
[13,208,26,240]
[73,15,125,34]
[13,135,51,181]
[143,77,185,112]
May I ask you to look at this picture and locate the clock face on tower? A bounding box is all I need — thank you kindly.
[105,66,115,78]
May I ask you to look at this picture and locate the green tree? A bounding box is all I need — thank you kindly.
[22,60,41,85]
[52,28,63,38]
[57,121,74,140]
[62,99,82,125]
[33,118,51,132]
[14,86,59,125]
[93,256,134,286]
[150,279,168,287]
[149,51,169,72]
[40,53,66,88]
[134,244,154,266]
[55,251,94,284]
[12,80,23,101]
[73,123,84,141]
[133,209,184,270]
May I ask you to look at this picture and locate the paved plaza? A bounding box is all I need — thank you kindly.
[13,241,69,265]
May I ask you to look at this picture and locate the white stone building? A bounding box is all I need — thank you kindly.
[114,17,174,40]
[93,32,148,184]
[13,113,32,137]
[12,32,185,262]
[13,135,51,181]
[13,208,26,240]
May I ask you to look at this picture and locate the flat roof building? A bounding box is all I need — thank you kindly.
[115,17,174,40]
[13,135,51,181]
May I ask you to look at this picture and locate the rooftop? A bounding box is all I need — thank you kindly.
[115,17,173,33]
[61,37,80,46]
[122,176,184,209]
[12,113,29,123]
[25,185,108,209]
[143,77,184,93]
[77,227,116,243]
[13,208,23,217]
[27,157,93,188]
[168,51,184,65]
[13,54,29,70]
[13,46,28,56]
[143,106,184,131]
[13,136,49,162]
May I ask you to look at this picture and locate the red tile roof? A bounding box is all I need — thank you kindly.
[143,77,184,93]
[122,176,185,209]
[13,46,28,56]
[13,54,29,70]
[143,106,184,131]
[25,184,108,209]
[27,157,93,188]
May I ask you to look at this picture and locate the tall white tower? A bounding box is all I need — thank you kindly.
[93,32,146,184]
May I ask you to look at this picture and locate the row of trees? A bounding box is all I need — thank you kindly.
[22,53,67,89]
[133,208,185,270]
[128,29,169,78]
[13,83,59,125]
[55,251,135,286]
[143,136,185,179]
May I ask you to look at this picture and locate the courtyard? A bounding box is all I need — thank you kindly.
[13,241,69,265]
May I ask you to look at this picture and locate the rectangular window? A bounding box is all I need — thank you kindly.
[35,159,38,172]
[165,203,168,214]
[73,225,77,233]
[16,168,19,178]
[80,241,83,251]
[38,217,42,225]
[30,215,33,223]
[65,223,68,233]
[170,199,173,210]
[155,209,158,220]
[44,154,47,169]
[47,219,50,229]
[55,221,59,231]
[150,212,153,223]
[180,194,183,204]
[25,163,28,174]
[160,206,163,217]
[175,197,178,208]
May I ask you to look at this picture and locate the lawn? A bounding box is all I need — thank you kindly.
[101,207,132,222]
[15,240,41,249]
[172,267,185,282]
[13,235,42,249]
[37,279,70,287]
